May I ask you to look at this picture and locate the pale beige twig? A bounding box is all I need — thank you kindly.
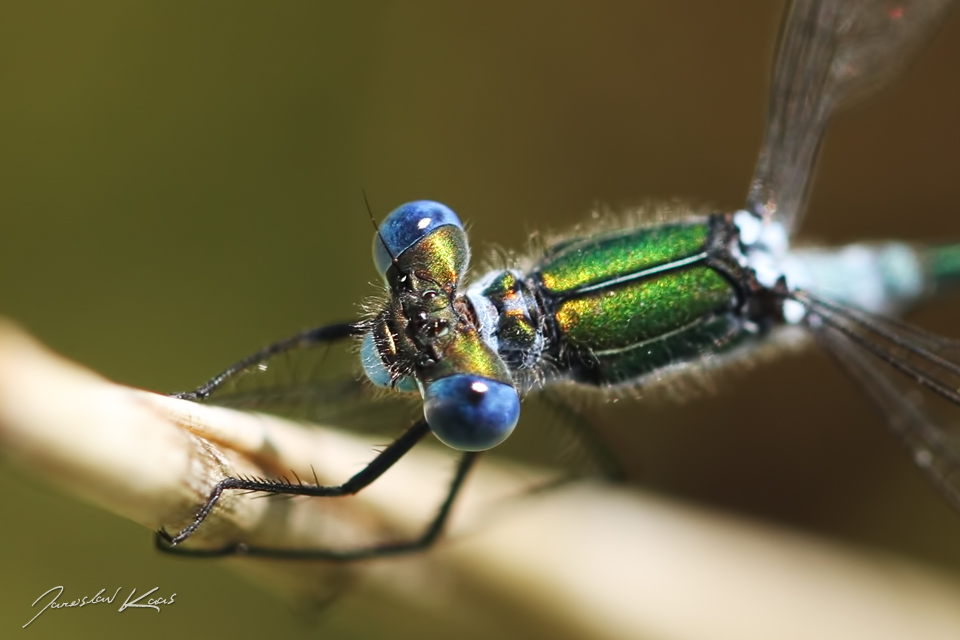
[1,318,960,640]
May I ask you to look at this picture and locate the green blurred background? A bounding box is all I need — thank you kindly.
[2,1,960,638]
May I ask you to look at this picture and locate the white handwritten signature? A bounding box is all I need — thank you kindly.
[24,585,177,628]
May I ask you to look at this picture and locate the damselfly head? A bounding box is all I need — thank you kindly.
[360,201,521,451]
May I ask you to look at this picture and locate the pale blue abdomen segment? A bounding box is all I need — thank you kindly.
[784,243,932,315]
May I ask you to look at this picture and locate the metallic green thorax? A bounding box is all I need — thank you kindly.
[375,213,766,394]
[531,215,758,386]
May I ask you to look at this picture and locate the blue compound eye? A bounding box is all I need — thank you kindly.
[373,200,463,277]
[360,332,417,392]
[423,375,520,451]
[360,333,391,387]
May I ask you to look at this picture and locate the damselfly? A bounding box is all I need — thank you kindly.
[158,0,960,560]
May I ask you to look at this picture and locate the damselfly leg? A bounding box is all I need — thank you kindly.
[160,322,479,560]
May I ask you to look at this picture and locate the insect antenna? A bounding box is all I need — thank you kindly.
[363,188,404,272]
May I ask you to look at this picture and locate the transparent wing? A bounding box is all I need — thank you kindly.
[175,324,420,436]
[748,0,958,233]
[497,388,627,481]
[175,324,622,479]
[801,292,960,510]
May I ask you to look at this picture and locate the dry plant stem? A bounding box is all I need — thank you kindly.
[1,318,960,639]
